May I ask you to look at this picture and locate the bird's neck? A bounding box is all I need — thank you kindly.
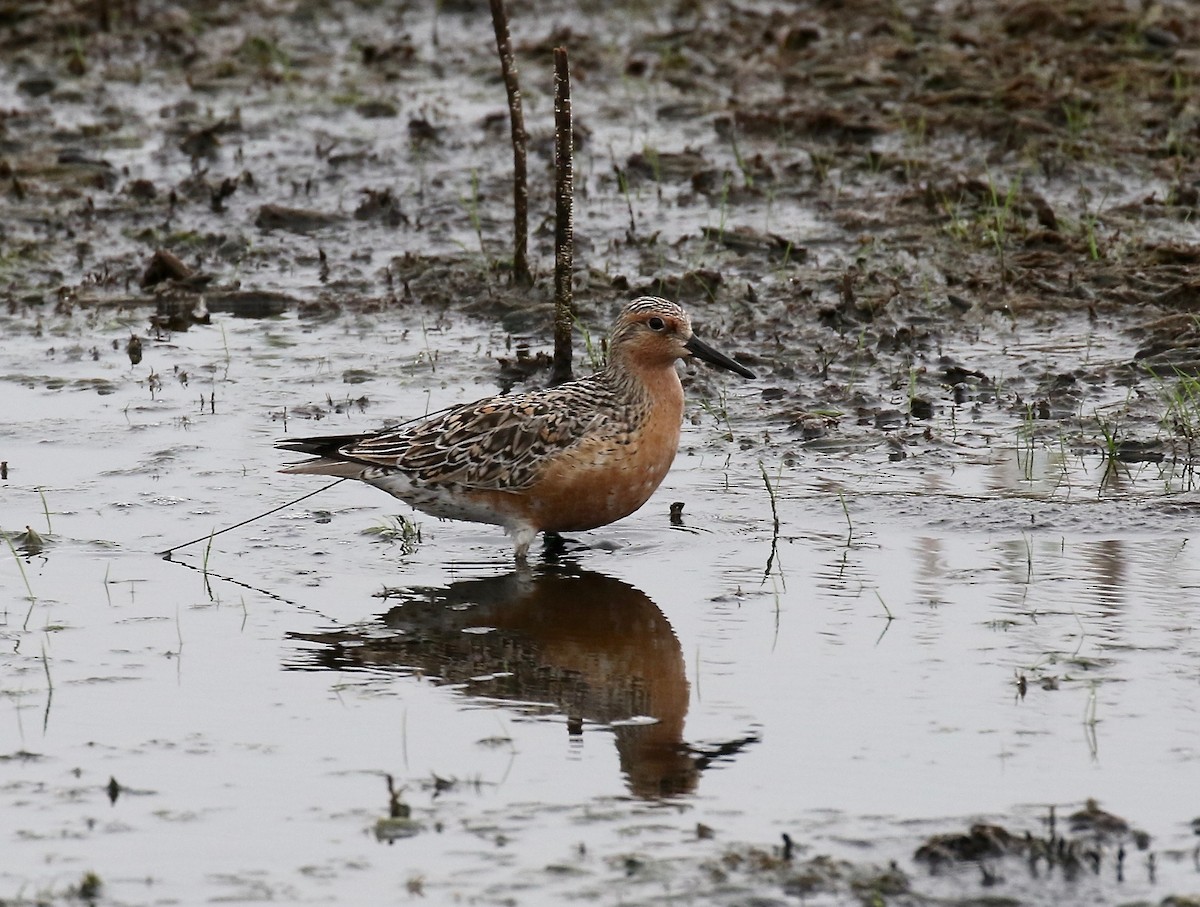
[602,356,685,420]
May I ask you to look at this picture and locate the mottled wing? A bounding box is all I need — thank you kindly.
[338,385,616,491]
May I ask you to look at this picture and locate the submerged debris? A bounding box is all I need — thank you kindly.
[254,204,344,234]
[915,802,1151,890]
[374,774,420,843]
[141,249,197,289]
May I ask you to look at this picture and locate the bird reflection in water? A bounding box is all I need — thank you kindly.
[286,566,757,799]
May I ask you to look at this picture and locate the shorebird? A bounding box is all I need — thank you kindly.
[277,297,755,559]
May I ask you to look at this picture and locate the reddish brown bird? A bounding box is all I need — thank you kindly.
[277,297,755,559]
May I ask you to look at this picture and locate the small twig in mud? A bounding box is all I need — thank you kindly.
[550,46,574,387]
[872,592,894,646]
[874,589,894,621]
[489,0,531,287]
[1021,531,1032,585]
[37,487,52,534]
[609,147,637,240]
[760,462,780,532]
[220,323,231,380]
[759,462,783,585]
[838,490,853,541]
[157,479,347,557]
[202,529,216,602]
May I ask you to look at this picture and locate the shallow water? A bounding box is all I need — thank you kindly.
[3,307,1199,905]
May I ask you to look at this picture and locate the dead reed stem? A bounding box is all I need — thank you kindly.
[488,0,531,287]
[550,46,574,386]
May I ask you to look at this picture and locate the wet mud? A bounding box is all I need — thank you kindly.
[3,0,1200,904]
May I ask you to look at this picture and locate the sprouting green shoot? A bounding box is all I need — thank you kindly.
[462,169,484,255]
[573,315,604,371]
[730,129,754,190]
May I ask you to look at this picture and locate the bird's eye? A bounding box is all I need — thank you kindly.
[647,317,665,331]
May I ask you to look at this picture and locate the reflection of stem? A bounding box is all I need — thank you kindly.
[161,551,335,623]
[770,580,782,653]
[1070,602,1087,658]
[220,323,231,380]
[1083,683,1099,760]
[41,644,53,733]
[5,533,36,623]
[874,616,893,646]
[158,479,346,557]
[401,707,409,771]
[173,605,184,657]
[202,529,215,602]
[873,593,894,644]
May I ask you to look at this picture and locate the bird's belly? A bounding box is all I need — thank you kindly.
[365,472,515,528]
[522,427,681,532]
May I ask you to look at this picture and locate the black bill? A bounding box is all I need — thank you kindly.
[684,335,756,379]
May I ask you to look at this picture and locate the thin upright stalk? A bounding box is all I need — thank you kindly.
[488,0,532,287]
[550,46,574,386]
